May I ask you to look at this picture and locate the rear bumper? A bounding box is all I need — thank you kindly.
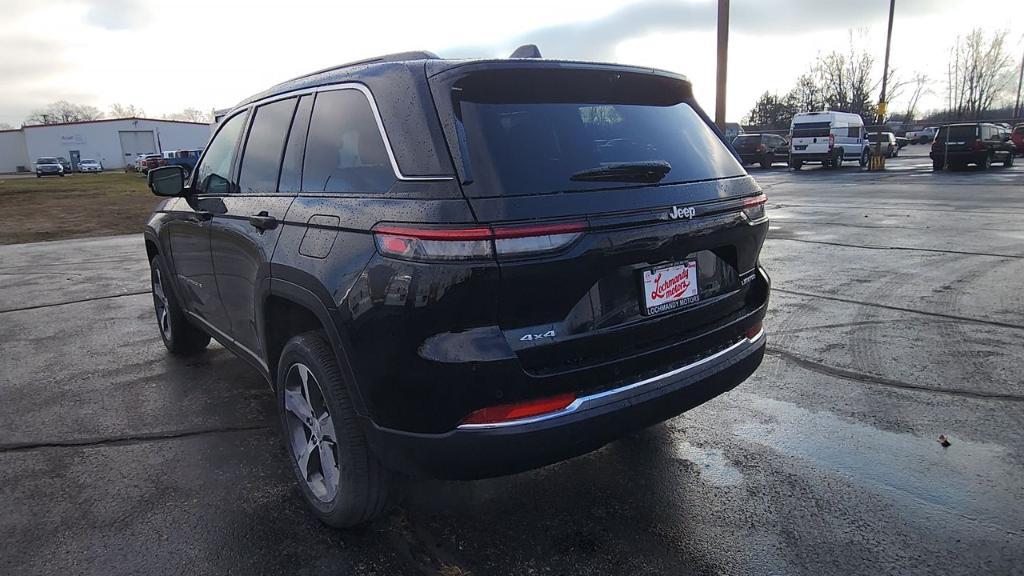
[930,150,984,163]
[364,327,766,480]
[790,152,838,163]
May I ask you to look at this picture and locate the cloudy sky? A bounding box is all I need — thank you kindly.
[1,0,1021,126]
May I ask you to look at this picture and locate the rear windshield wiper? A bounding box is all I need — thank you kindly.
[570,160,672,183]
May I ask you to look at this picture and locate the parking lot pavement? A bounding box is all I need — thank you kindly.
[2,158,1023,576]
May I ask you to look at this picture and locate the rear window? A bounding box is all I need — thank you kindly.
[792,121,830,138]
[936,125,978,141]
[733,135,761,145]
[37,157,57,163]
[451,69,743,197]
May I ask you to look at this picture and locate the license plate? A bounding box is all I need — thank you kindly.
[641,260,699,316]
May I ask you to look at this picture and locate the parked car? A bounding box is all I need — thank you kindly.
[930,122,1016,170]
[161,149,203,177]
[139,153,163,173]
[906,126,938,144]
[789,111,869,169]
[143,50,770,528]
[135,153,160,172]
[77,159,103,173]
[732,133,789,168]
[56,156,72,173]
[34,156,64,177]
[866,132,899,158]
[1012,124,1024,157]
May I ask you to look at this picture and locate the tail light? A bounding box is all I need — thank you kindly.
[973,139,986,151]
[828,134,835,150]
[460,393,577,426]
[745,320,763,339]
[741,194,767,221]
[755,144,766,153]
[374,221,586,262]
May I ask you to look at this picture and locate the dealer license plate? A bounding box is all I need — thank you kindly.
[641,260,700,316]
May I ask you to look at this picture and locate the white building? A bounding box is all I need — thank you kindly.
[0,117,211,173]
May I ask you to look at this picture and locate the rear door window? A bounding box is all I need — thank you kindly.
[451,68,743,197]
[238,97,297,194]
[792,121,831,138]
[937,125,978,142]
[302,89,395,194]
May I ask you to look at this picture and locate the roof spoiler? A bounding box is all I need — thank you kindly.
[509,44,542,58]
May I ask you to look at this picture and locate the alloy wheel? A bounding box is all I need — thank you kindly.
[283,363,340,502]
[151,267,172,340]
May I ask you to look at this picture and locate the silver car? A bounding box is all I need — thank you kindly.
[78,159,103,173]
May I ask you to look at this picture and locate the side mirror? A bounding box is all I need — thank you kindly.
[148,165,187,197]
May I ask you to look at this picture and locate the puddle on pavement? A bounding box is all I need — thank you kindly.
[670,438,743,487]
[733,394,1021,532]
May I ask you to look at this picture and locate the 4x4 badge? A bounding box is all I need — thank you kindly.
[668,206,696,220]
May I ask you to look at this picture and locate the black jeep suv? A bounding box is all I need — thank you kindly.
[930,122,1016,170]
[732,133,789,168]
[144,50,770,527]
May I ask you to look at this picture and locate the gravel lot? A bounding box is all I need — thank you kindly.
[2,153,1022,575]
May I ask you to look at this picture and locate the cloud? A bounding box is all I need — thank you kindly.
[442,0,967,61]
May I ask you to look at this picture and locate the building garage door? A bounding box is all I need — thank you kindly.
[118,131,157,168]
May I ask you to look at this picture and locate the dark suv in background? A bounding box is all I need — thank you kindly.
[144,50,770,527]
[732,133,789,168]
[931,122,1016,170]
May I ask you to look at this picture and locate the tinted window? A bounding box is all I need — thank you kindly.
[302,90,394,194]
[196,112,247,194]
[733,135,760,145]
[454,69,743,197]
[936,125,978,142]
[279,95,313,193]
[792,121,831,138]
[847,126,860,138]
[238,98,297,193]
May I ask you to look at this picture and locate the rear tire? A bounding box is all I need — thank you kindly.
[1003,153,1014,167]
[791,159,803,170]
[932,159,943,171]
[860,150,869,167]
[277,331,392,528]
[150,254,210,355]
[760,154,772,169]
[980,154,991,170]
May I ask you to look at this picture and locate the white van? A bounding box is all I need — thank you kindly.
[789,111,869,169]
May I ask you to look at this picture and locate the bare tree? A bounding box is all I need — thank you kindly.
[744,92,795,130]
[163,108,212,123]
[785,73,824,113]
[24,100,104,125]
[947,28,1014,119]
[109,103,146,118]
[816,31,879,122]
[901,73,930,123]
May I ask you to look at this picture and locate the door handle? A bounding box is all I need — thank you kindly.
[249,212,278,231]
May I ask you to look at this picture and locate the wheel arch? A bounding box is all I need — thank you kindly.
[262,277,370,416]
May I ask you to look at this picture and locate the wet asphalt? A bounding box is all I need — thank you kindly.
[1,151,1022,575]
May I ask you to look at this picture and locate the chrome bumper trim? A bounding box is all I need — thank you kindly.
[457,328,764,430]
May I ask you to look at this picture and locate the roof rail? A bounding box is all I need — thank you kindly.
[281,51,440,84]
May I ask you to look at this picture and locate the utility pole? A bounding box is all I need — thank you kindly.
[715,0,729,131]
[873,0,895,167]
[1014,46,1024,122]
